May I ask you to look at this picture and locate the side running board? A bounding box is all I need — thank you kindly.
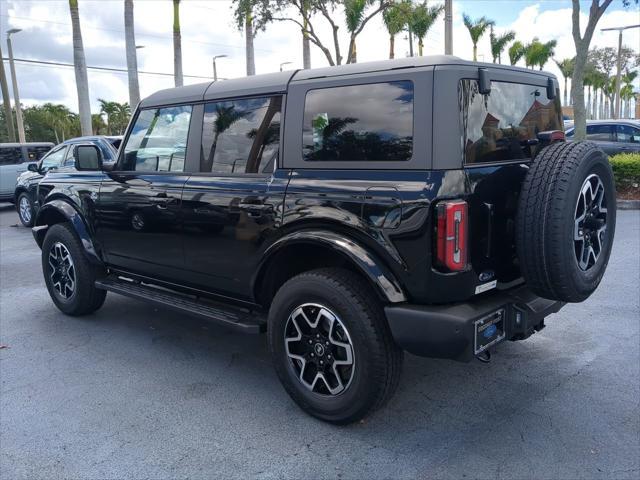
[95,276,266,333]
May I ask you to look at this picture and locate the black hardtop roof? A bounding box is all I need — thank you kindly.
[139,55,555,108]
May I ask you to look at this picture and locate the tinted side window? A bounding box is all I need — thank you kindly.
[201,96,281,174]
[586,125,613,141]
[616,124,640,143]
[302,81,414,162]
[121,105,192,172]
[26,145,52,161]
[0,147,22,166]
[460,80,563,164]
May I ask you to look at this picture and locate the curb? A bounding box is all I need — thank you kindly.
[617,199,640,210]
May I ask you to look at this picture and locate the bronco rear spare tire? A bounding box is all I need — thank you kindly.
[516,141,616,303]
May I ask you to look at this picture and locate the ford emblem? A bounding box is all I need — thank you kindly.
[479,270,495,282]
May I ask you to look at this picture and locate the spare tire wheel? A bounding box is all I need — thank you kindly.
[516,141,616,303]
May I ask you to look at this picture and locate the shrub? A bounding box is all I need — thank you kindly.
[609,153,640,190]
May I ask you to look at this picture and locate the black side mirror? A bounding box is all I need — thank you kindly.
[74,145,102,171]
[478,68,491,95]
[547,77,556,100]
[27,163,38,172]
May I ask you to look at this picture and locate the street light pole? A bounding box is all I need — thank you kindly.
[444,0,453,55]
[212,54,227,82]
[7,29,25,143]
[601,24,640,119]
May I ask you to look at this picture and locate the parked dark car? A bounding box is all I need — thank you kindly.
[14,136,120,227]
[0,142,53,202]
[32,56,616,424]
[565,119,640,155]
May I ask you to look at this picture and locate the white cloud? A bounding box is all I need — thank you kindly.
[2,0,638,114]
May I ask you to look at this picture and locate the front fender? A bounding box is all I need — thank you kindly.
[258,230,407,304]
[33,199,102,265]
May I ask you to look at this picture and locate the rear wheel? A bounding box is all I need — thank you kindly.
[17,193,34,227]
[42,224,107,315]
[268,268,403,424]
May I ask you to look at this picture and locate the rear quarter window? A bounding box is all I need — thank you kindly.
[460,80,563,164]
[302,81,414,162]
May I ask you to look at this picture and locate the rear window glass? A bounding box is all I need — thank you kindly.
[302,81,414,162]
[586,124,613,141]
[26,145,52,161]
[460,80,562,164]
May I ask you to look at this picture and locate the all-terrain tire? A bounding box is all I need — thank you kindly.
[268,268,403,424]
[516,141,616,302]
[41,223,107,315]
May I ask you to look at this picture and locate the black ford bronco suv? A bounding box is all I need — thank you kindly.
[33,56,616,424]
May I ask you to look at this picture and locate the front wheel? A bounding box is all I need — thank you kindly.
[268,268,403,424]
[41,223,107,316]
[17,193,34,227]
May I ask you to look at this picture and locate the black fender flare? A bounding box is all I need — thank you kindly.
[255,230,407,304]
[32,199,102,265]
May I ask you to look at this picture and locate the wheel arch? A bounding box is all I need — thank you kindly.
[253,230,407,308]
[33,199,102,265]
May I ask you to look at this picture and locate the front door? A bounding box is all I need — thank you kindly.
[96,105,193,280]
[181,95,286,300]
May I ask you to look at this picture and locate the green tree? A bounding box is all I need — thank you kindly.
[554,57,574,106]
[98,99,118,135]
[274,0,388,66]
[462,14,494,62]
[508,40,524,66]
[523,38,556,70]
[233,0,273,76]
[382,0,410,59]
[489,27,515,64]
[409,2,443,56]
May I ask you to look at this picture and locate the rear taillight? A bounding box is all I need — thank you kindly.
[435,200,468,272]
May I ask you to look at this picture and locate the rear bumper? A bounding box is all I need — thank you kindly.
[385,286,565,362]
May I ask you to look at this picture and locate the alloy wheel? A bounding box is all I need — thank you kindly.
[48,242,76,299]
[284,303,355,396]
[19,196,32,224]
[574,174,607,271]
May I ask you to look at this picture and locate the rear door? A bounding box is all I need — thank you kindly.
[615,124,640,153]
[181,95,286,299]
[96,105,193,280]
[586,124,617,155]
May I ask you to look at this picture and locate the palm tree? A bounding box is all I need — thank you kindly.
[583,67,598,120]
[383,0,409,59]
[92,114,107,135]
[590,71,606,119]
[203,104,247,171]
[489,27,515,64]
[410,2,443,56]
[68,0,92,135]
[124,0,140,108]
[621,70,638,119]
[554,58,574,106]
[523,38,556,70]
[173,0,183,86]
[98,99,119,135]
[508,40,524,66]
[113,102,131,134]
[462,14,494,62]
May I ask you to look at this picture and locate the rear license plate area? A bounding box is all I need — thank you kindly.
[474,309,506,355]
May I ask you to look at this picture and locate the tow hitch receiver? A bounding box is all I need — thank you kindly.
[474,309,506,356]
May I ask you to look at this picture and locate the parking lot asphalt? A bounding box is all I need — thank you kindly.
[0,204,638,480]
